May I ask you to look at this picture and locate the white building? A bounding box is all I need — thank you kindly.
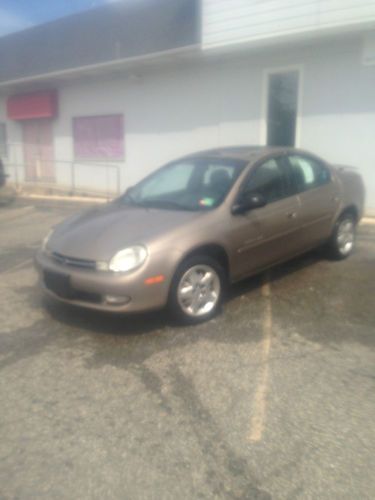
[0,0,375,213]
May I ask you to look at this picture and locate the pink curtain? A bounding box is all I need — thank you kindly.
[73,115,124,159]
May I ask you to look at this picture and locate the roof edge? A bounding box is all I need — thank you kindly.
[0,44,199,89]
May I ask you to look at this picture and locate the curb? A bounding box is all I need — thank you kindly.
[17,193,108,204]
[361,218,375,225]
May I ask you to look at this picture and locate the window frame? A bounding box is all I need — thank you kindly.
[72,114,124,162]
[284,153,332,195]
[261,65,303,148]
[234,154,295,207]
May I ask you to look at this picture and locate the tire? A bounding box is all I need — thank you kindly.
[168,255,226,324]
[328,213,356,260]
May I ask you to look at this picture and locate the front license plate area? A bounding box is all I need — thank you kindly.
[44,271,73,299]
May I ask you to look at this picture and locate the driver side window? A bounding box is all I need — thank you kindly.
[242,158,288,203]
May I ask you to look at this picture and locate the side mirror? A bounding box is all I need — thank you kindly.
[232,191,267,215]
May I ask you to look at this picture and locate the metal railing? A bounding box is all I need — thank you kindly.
[2,142,122,200]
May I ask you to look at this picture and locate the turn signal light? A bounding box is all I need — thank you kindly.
[144,275,165,285]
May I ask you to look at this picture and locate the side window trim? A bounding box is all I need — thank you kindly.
[279,154,299,196]
[278,154,296,197]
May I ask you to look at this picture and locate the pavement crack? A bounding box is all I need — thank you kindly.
[168,363,271,499]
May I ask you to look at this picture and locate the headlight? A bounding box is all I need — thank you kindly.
[42,229,54,253]
[109,246,148,273]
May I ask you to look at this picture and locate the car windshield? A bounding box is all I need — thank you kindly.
[119,157,247,211]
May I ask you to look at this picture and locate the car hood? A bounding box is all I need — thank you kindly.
[48,203,202,261]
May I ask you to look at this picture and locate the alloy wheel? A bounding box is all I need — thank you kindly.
[177,264,221,317]
[337,219,355,256]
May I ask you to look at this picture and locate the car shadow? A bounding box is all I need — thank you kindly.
[43,297,171,337]
[44,247,324,337]
[229,247,324,299]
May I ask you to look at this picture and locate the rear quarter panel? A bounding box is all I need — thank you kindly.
[333,165,365,221]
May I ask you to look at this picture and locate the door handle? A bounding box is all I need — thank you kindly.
[286,212,297,219]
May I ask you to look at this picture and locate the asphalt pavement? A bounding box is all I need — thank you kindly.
[0,199,374,500]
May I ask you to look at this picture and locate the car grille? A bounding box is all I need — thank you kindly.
[52,251,96,270]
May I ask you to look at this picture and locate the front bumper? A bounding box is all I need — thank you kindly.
[34,249,179,313]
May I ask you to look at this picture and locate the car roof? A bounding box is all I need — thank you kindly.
[187,145,291,163]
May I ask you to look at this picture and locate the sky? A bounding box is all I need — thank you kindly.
[0,0,120,37]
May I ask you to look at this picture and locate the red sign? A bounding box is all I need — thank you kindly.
[7,90,58,120]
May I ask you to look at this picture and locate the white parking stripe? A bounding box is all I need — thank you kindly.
[2,258,33,275]
[248,273,272,442]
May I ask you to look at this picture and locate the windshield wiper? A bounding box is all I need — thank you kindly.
[141,199,193,211]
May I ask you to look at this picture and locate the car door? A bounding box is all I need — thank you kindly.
[227,155,301,280]
[284,154,340,249]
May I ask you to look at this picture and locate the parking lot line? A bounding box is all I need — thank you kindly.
[248,272,272,442]
[2,258,33,275]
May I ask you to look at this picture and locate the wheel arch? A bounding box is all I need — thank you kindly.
[167,245,229,323]
[337,204,359,224]
[172,243,230,281]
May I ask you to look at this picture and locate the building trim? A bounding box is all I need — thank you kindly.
[0,44,199,89]
[203,21,375,55]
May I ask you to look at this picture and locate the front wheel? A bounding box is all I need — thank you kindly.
[328,214,356,260]
[168,255,226,324]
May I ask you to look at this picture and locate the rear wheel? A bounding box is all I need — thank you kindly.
[328,213,356,260]
[168,255,226,324]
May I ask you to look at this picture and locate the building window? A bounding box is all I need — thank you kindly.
[266,70,299,147]
[0,123,7,157]
[73,115,124,160]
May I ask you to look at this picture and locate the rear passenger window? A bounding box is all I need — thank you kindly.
[288,155,330,192]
